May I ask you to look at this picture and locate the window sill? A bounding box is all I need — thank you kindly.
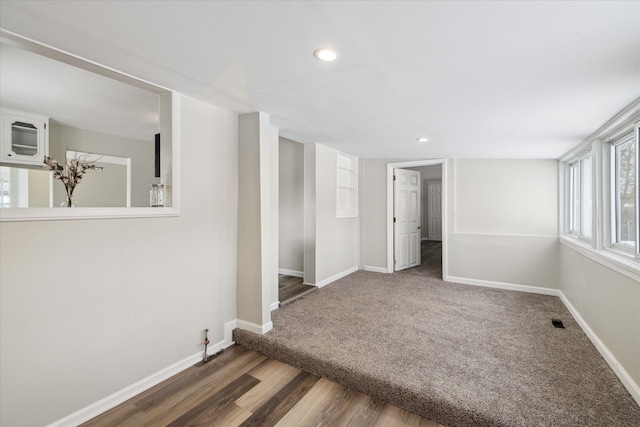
[0,206,180,222]
[337,213,359,219]
[559,235,640,282]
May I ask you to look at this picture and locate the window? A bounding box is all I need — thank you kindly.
[336,151,358,218]
[612,132,637,251]
[568,154,592,239]
[560,102,640,274]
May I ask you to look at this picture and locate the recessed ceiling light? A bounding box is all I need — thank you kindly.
[314,48,339,62]
[417,137,429,143]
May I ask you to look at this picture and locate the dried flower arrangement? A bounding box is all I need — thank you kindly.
[44,153,103,207]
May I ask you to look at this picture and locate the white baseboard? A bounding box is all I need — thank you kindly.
[558,291,640,406]
[364,265,388,274]
[270,301,280,311]
[445,275,560,296]
[278,268,303,278]
[236,319,273,334]
[46,320,237,427]
[315,266,358,288]
[446,274,639,406]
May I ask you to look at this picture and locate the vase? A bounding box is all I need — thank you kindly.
[61,197,76,208]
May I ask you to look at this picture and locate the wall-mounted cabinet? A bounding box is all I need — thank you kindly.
[1,109,49,167]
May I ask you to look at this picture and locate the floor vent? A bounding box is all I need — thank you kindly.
[552,319,565,329]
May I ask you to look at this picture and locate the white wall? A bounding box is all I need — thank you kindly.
[303,144,316,283]
[360,158,558,289]
[237,112,278,326]
[279,137,304,274]
[559,245,640,388]
[0,95,239,427]
[445,159,559,289]
[360,158,406,270]
[305,144,359,285]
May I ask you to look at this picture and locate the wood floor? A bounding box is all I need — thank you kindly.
[82,345,443,427]
[278,274,315,306]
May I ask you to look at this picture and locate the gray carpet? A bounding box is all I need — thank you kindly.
[234,270,640,426]
[396,240,443,279]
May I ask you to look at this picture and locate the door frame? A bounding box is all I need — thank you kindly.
[386,159,447,275]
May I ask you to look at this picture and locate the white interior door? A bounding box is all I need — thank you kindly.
[394,169,421,271]
[427,181,442,241]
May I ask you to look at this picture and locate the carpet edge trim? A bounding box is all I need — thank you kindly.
[45,319,237,427]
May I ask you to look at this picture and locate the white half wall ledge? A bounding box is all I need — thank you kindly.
[277,268,303,277]
[45,319,237,427]
[315,266,358,288]
[236,319,273,335]
[364,265,389,274]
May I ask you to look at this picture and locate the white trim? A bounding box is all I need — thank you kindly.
[278,268,303,278]
[45,319,237,427]
[236,319,273,334]
[364,265,388,274]
[445,275,560,296]
[387,159,446,274]
[270,301,280,311]
[315,265,358,288]
[558,292,640,406]
[451,231,558,239]
[559,98,640,162]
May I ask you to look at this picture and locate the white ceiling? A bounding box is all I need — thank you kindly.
[0,1,638,159]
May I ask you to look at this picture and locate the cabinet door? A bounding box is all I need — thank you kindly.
[1,111,49,166]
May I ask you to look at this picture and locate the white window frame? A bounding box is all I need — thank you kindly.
[609,132,637,254]
[559,100,640,281]
[336,151,359,218]
[567,152,593,241]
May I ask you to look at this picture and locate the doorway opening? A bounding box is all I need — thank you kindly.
[386,159,446,279]
[278,137,315,307]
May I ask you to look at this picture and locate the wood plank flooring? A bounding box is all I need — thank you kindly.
[82,345,443,427]
[278,274,315,306]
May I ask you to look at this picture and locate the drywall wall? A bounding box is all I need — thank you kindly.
[559,244,640,388]
[360,158,558,288]
[313,144,359,283]
[361,158,393,269]
[445,159,559,288]
[49,123,158,207]
[304,144,359,284]
[303,144,316,283]
[279,137,304,274]
[237,112,278,326]
[0,95,239,427]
